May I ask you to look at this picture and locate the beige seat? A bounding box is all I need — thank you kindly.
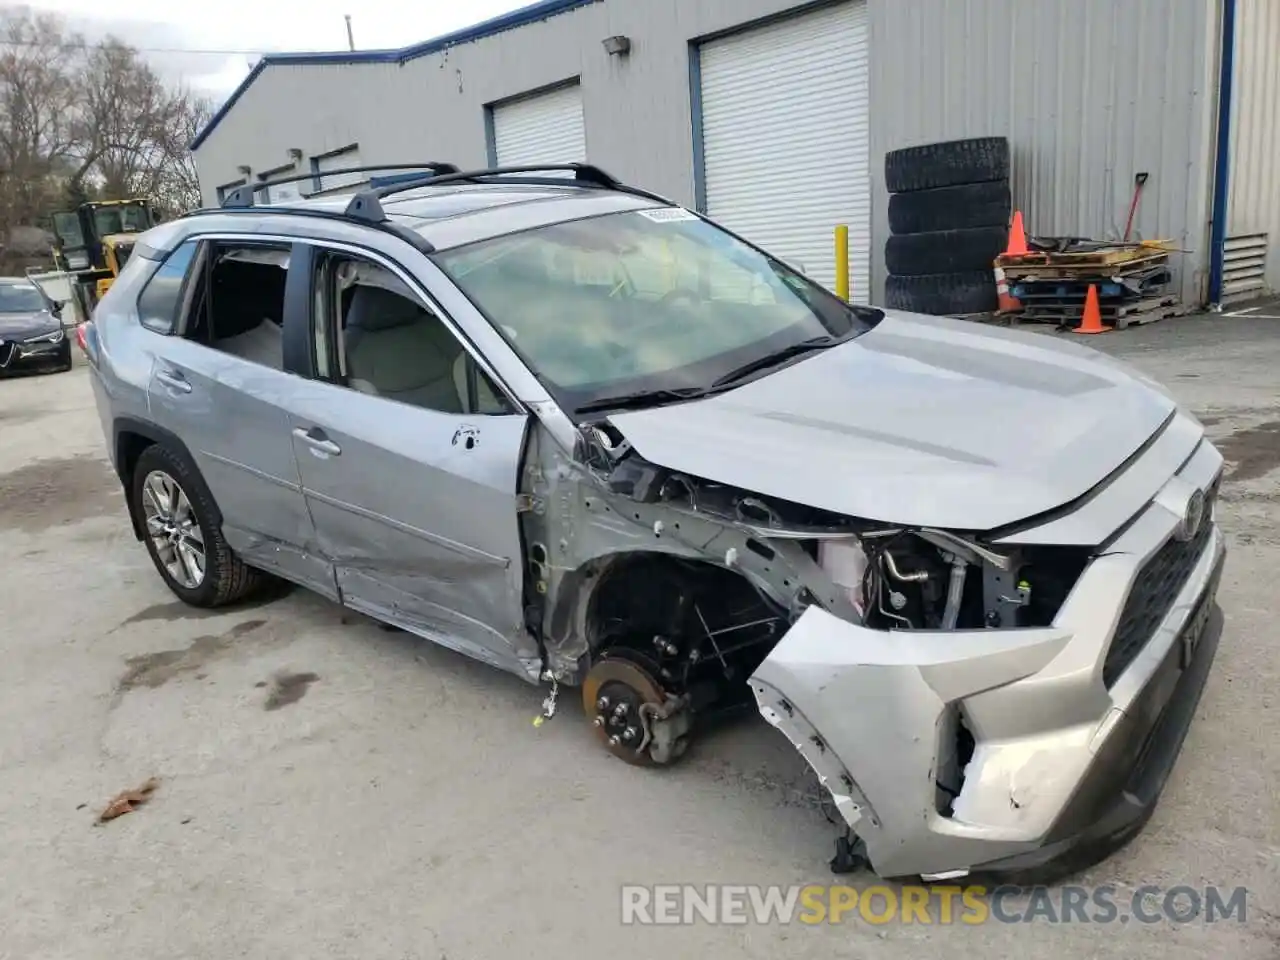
[343,286,465,413]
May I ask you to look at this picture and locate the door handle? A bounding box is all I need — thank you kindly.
[292,426,341,457]
[155,369,192,394]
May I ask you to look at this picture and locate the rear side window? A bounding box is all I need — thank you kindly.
[136,239,199,334]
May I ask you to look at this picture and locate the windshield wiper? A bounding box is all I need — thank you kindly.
[576,386,710,415]
[710,335,837,389]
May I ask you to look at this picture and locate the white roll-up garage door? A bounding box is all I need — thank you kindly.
[315,146,364,192]
[256,165,303,204]
[492,84,587,165]
[699,2,870,297]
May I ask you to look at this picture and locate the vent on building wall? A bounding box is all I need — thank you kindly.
[1221,233,1269,302]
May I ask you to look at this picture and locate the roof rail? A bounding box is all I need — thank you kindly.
[221,162,460,209]
[340,163,674,222]
[192,161,677,252]
[183,205,439,254]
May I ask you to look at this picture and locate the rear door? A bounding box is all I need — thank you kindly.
[142,238,334,597]
[281,243,536,678]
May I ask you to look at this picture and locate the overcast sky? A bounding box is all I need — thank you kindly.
[16,0,529,100]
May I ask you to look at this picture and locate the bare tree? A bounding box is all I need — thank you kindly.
[0,5,211,247]
[0,8,83,226]
[152,94,211,215]
[72,38,188,200]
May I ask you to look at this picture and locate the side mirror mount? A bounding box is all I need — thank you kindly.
[49,300,63,319]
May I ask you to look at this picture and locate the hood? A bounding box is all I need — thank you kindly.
[606,311,1179,531]
[0,310,58,339]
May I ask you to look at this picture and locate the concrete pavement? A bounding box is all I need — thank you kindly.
[0,314,1277,959]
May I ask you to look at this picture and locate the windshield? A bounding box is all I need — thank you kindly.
[0,283,47,313]
[52,212,85,250]
[94,204,150,236]
[435,208,879,413]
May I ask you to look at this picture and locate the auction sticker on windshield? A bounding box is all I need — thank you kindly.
[638,207,699,223]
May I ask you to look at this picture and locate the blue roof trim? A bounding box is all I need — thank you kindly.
[190,0,601,151]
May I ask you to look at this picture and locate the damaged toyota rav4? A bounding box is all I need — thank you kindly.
[85,164,1225,882]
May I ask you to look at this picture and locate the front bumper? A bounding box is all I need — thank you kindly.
[0,333,70,374]
[750,447,1226,881]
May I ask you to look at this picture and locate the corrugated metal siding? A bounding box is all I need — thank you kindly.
[869,0,1217,306]
[191,0,871,213]
[1226,0,1280,294]
[192,61,402,206]
[193,0,1219,306]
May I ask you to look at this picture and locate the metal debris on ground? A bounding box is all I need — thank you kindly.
[533,672,560,727]
[97,776,160,823]
[998,238,1180,329]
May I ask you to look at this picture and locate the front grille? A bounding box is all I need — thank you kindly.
[1102,482,1219,687]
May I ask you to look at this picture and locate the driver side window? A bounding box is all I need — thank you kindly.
[311,252,513,416]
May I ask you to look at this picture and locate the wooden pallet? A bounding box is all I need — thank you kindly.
[997,241,1174,268]
[1017,295,1179,330]
[999,254,1170,281]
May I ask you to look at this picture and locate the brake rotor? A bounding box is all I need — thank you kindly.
[582,656,669,766]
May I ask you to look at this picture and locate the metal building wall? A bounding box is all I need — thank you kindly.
[869,0,1219,305]
[192,0,853,209]
[1225,0,1280,295]
[192,61,404,204]
[194,0,1220,305]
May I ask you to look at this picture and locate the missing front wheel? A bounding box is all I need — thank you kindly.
[582,654,692,766]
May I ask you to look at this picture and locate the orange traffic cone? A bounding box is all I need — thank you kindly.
[1005,210,1029,257]
[994,265,1020,313]
[1072,284,1111,335]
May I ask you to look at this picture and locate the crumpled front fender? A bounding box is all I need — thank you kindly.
[749,607,1073,879]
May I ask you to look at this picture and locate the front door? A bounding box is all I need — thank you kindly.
[284,245,535,677]
[143,238,334,597]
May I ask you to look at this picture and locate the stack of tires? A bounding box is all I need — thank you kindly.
[883,137,1012,316]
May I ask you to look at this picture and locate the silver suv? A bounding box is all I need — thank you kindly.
[84,163,1225,882]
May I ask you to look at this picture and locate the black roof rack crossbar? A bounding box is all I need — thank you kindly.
[341,163,675,222]
[221,162,460,209]
[376,163,622,198]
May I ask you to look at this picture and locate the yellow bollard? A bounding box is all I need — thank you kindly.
[834,225,850,301]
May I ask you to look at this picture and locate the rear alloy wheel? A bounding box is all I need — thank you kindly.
[140,469,206,590]
[131,444,263,607]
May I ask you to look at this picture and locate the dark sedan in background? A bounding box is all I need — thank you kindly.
[0,278,72,376]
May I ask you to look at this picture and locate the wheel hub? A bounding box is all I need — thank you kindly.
[582,655,690,766]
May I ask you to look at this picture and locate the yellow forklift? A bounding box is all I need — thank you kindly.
[49,199,159,321]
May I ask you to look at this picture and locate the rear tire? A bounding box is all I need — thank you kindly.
[885,137,1010,194]
[130,444,263,608]
[888,181,1012,235]
[885,271,998,316]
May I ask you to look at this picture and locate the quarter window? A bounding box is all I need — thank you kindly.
[136,239,199,334]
